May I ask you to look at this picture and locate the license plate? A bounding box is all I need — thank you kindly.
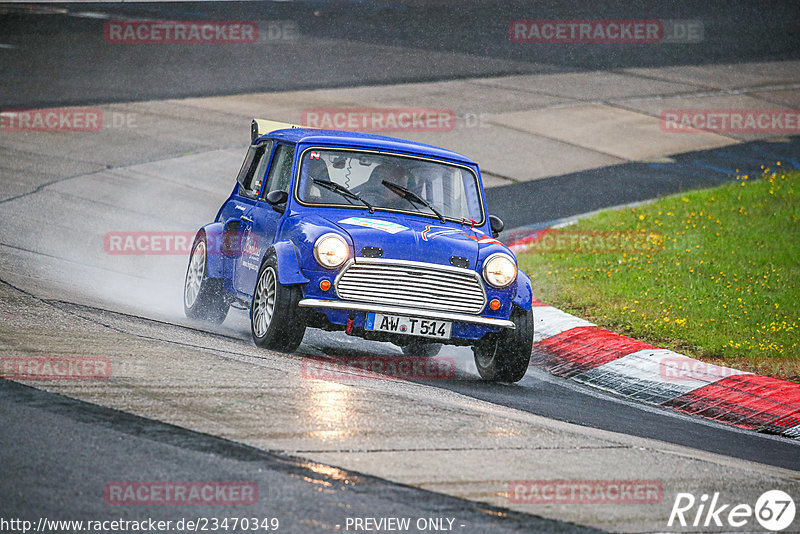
[366,313,452,339]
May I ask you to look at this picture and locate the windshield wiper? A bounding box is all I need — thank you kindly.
[381,180,446,223]
[313,179,374,213]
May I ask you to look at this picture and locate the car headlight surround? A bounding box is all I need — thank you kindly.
[313,233,349,269]
[483,253,517,288]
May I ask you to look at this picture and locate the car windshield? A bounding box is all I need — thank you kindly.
[296,149,484,223]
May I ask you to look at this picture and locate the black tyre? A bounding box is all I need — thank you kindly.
[473,305,533,382]
[250,253,307,352]
[184,233,229,324]
[400,340,442,357]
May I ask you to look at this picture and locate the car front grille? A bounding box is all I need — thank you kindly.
[334,258,486,314]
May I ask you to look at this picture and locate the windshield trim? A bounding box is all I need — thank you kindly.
[292,146,486,226]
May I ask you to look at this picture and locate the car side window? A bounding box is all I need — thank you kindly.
[262,144,295,197]
[237,140,274,199]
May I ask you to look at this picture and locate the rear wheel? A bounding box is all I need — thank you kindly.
[400,340,442,357]
[250,253,306,352]
[184,233,229,324]
[473,305,533,382]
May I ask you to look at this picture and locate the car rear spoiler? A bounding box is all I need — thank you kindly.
[250,119,306,143]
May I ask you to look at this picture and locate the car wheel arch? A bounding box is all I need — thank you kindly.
[196,223,226,279]
[264,241,309,286]
[512,269,533,311]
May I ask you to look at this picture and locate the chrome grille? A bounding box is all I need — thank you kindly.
[335,258,486,314]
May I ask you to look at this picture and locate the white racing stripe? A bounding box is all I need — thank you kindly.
[533,305,594,342]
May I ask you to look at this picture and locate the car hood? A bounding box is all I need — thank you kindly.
[326,214,493,268]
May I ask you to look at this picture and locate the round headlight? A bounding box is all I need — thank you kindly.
[483,253,517,288]
[314,233,349,269]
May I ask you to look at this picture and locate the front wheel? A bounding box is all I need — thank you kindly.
[250,253,307,352]
[184,233,229,324]
[473,305,533,382]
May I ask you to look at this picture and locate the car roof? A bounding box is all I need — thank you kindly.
[259,128,477,166]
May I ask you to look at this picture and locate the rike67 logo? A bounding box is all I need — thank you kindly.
[668,490,795,531]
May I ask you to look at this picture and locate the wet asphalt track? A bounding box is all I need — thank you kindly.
[2,1,800,108]
[0,378,592,533]
[2,1,800,531]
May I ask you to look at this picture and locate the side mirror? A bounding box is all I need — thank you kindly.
[265,190,288,205]
[489,215,504,238]
[265,190,288,213]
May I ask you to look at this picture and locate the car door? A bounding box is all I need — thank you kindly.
[230,141,273,295]
[234,143,296,296]
[218,140,273,224]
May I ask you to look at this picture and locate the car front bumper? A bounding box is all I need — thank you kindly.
[298,298,515,329]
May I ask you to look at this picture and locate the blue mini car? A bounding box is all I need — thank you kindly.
[184,119,534,382]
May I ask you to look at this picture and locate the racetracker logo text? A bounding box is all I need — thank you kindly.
[508,480,663,504]
[656,357,800,383]
[301,108,456,132]
[103,20,258,44]
[104,482,258,505]
[103,231,258,256]
[662,358,800,381]
[508,229,663,255]
[509,19,703,43]
[661,109,800,134]
[105,231,196,255]
[301,357,457,381]
[1,109,136,132]
[0,108,102,132]
[1,356,111,380]
[510,20,662,43]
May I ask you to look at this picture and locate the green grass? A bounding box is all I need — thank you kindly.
[517,165,800,382]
